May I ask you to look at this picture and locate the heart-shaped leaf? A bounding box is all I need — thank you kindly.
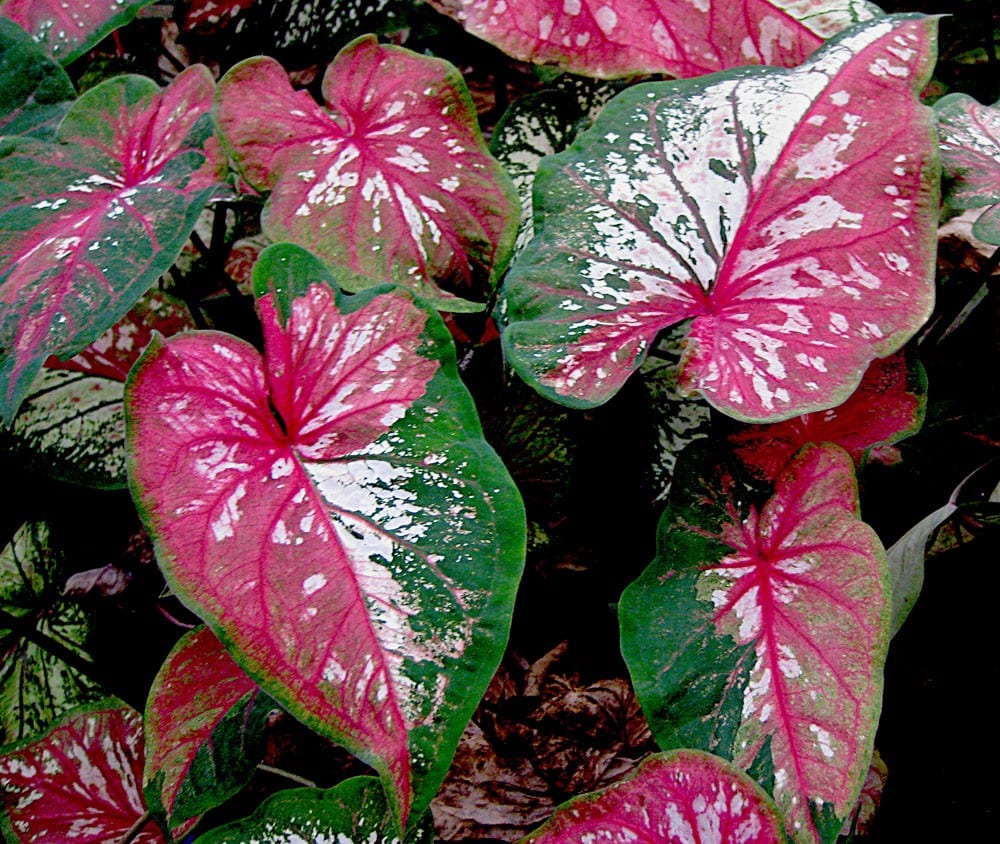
[0,64,216,425]
[500,15,938,422]
[144,626,274,831]
[0,17,74,139]
[215,35,519,311]
[193,776,434,844]
[728,351,926,482]
[126,244,526,828]
[426,0,879,79]
[520,749,785,843]
[2,291,194,488]
[620,441,890,843]
[0,702,167,843]
[936,93,1000,245]
[0,0,155,64]
[0,521,103,746]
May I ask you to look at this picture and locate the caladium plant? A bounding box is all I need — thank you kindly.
[500,14,938,422]
[0,0,991,841]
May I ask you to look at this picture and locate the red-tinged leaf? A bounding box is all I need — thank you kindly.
[144,626,273,829]
[936,93,1000,245]
[0,0,155,64]
[183,0,256,34]
[427,0,879,79]
[500,15,939,422]
[0,703,166,843]
[126,245,526,829]
[728,351,926,482]
[620,442,890,843]
[215,35,519,311]
[3,290,194,487]
[0,65,216,425]
[521,749,785,843]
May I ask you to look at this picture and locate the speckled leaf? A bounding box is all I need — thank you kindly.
[144,626,274,831]
[182,0,257,34]
[0,702,166,843]
[936,93,1000,245]
[0,521,103,746]
[521,749,785,843]
[193,776,434,844]
[215,35,519,311]
[126,244,526,828]
[426,0,879,79]
[3,291,193,488]
[0,17,73,139]
[620,442,890,843]
[500,15,938,422]
[490,74,626,252]
[728,351,926,482]
[0,0,155,64]
[0,65,215,425]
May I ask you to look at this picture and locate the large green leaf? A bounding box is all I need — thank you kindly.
[0,17,73,139]
[621,441,890,843]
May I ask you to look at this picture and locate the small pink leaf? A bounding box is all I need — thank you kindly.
[144,626,270,828]
[0,0,155,63]
[0,65,215,424]
[522,749,785,843]
[500,16,939,422]
[728,351,926,481]
[215,35,519,311]
[621,442,890,842]
[427,0,879,79]
[126,254,525,828]
[0,703,166,843]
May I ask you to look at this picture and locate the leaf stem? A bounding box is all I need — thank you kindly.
[120,810,154,844]
[256,763,318,788]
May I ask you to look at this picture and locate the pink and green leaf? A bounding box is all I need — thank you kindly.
[0,702,167,843]
[500,15,939,422]
[426,0,880,79]
[620,441,890,843]
[0,521,103,745]
[728,351,927,482]
[935,93,1000,245]
[0,65,216,425]
[214,35,519,311]
[3,291,194,488]
[0,0,156,64]
[521,749,786,843]
[125,243,526,829]
[143,626,274,831]
[0,17,74,139]
[193,776,434,844]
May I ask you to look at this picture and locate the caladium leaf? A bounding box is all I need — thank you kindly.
[0,702,167,843]
[490,74,627,252]
[620,441,890,843]
[936,93,1000,245]
[126,244,526,828]
[0,0,156,64]
[0,17,73,139]
[144,626,275,831]
[215,35,519,311]
[500,15,939,422]
[2,290,194,488]
[426,0,880,79]
[728,351,926,482]
[0,65,216,425]
[0,521,103,746]
[520,749,785,843]
[193,776,434,844]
